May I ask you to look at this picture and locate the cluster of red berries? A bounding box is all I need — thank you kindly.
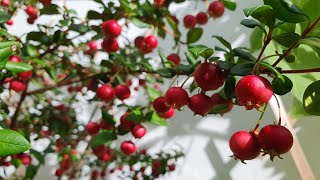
[101,20,122,53]
[7,55,33,92]
[183,1,225,29]
[96,83,131,102]
[134,35,158,54]
[25,5,38,24]
[229,124,293,162]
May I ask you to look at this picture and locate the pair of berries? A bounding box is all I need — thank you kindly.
[96,84,131,102]
[101,20,122,52]
[134,35,158,54]
[25,5,38,24]
[8,55,33,92]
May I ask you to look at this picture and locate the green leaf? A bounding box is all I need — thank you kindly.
[188,45,214,59]
[0,41,20,49]
[303,80,320,116]
[185,51,197,65]
[26,44,39,57]
[187,28,203,44]
[240,19,267,34]
[30,150,44,165]
[126,109,145,123]
[102,111,116,125]
[5,62,33,73]
[259,62,284,81]
[166,16,181,39]
[156,68,176,78]
[224,76,236,99]
[230,62,254,76]
[91,130,117,148]
[0,130,31,156]
[250,27,264,52]
[24,165,39,180]
[272,75,293,95]
[0,46,15,63]
[86,10,102,20]
[131,18,150,28]
[272,33,300,48]
[26,32,50,44]
[280,0,307,16]
[0,11,10,23]
[93,0,107,7]
[158,50,168,67]
[243,5,275,27]
[217,60,234,71]
[212,35,232,51]
[147,86,161,102]
[69,24,90,33]
[146,111,168,126]
[233,48,256,61]
[40,4,60,15]
[299,37,320,51]
[178,63,198,75]
[222,0,237,11]
[208,104,230,115]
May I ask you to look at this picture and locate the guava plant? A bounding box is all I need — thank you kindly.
[0,0,319,179]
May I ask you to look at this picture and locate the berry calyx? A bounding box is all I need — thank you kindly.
[153,96,170,113]
[10,79,26,92]
[194,62,224,92]
[132,124,147,139]
[167,53,181,66]
[121,141,137,155]
[96,85,114,102]
[258,125,293,160]
[183,15,197,29]
[165,87,189,110]
[235,75,273,110]
[208,1,225,18]
[101,38,119,52]
[189,93,213,116]
[229,131,261,161]
[196,12,208,25]
[86,122,100,135]
[114,84,131,100]
[101,20,122,38]
[160,107,175,119]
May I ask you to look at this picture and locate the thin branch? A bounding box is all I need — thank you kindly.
[281,68,320,74]
[10,83,29,129]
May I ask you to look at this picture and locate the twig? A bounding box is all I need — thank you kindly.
[10,83,29,129]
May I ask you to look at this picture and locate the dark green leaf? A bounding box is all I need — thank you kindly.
[131,18,150,28]
[222,0,237,11]
[0,46,15,63]
[259,62,284,81]
[272,33,300,47]
[91,130,117,148]
[156,68,176,78]
[0,130,31,156]
[126,109,145,123]
[224,76,236,99]
[40,4,60,15]
[272,75,293,95]
[303,80,320,116]
[146,87,161,102]
[230,62,254,76]
[86,10,102,20]
[26,32,50,44]
[212,35,232,51]
[188,45,214,59]
[0,11,10,23]
[233,48,256,61]
[217,60,234,71]
[185,51,197,65]
[208,104,230,115]
[146,111,168,126]
[187,28,203,44]
[240,19,267,34]
[243,5,275,27]
[69,24,90,33]
[102,111,116,126]
[5,62,33,73]
[24,165,39,180]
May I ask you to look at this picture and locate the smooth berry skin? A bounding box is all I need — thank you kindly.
[121,141,137,155]
[101,153,111,161]
[1,0,10,6]
[96,85,114,102]
[167,53,181,66]
[188,93,213,116]
[183,15,197,29]
[39,0,52,6]
[211,93,233,114]
[258,125,293,156]
[101,38,119,52]
[19,154,32,165]
[27,17,36,24]
[134,36,145,48]
[208,1,225,18]
[99,120,113,130]
[168,164,176,171]
[55,169,64,177]
[18,70,32,80]
[153,97,170,113]
[88,41,98,52]
[86,122,100,135]
[6,19,13,25]
[114,84,131,100]
[120,113,135,130]
[9,55,22,62]
[165,87,189,110]
[154,0,165,7]
[92,145,107,157]
[25,5,38,19]
[235,75,273,110]
[10,79,26,92]
[91,170,99,179]
[160,107,175,119]
[132,124,147,139]
[194,62,224,92]
[101,20,122,38]
[196,12,208,25]
[229,131,261,161]
[145,35,158,49]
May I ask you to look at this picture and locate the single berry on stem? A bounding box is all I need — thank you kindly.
[121,141,137,155]
[183,15,197,29]
[132,124,147,139]
[165,87,189,110]
[101,20,122,38]
[96,85,114,102]
[194,62,224,92]
[208,1,225,18]
[189,93,213,116]
[196,12,208,25]
[114,84,131,100]
[167,53,181,66]
[153,96,170,113]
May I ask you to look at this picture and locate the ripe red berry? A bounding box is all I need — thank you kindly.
[55,168,64,177]
[134,36,145,48]
[99,120,113,130]
[114,84,131,100]
[154,0,165,7]
[39,0,51,6]
[101,38,119,52]
[92,145,107,157]
[235,75,273,110]
[19,154,32,165]
[100,171,106,177]
[6,19,13,25]
[25,5,38,19]
[153,97,170,113]
[121,141,136,155]
[145,35,158,49]
[91,170,99,180]
[160,107,175,119]
[96,85,114,102]
[188,93,213,116]
[167,53,181,66]
[10,79,26,92]
[86,122,100,135]
[210,93,233,114]
[27,17,36,24]
[165,87,189,109]
[120,113,135,130]
[1,0,10,6]
[9,55,22,62]
[196,12,208,25]
[101,153,111,161]
[132,124,147,139]
[101,20,122,38]
[194,62,224,92]
[18,70,32,80]
[183,15,197,29]
[152,160,161,168]
[208,1,225,18]
[88,41,98,52]
[229,131,261,161]
[258,125,293,157]
[168,164,175,171]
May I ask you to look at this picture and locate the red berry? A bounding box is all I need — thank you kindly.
[88,41,98,52]
[1,0,10,6]
[170,15,179,24]
[167,53,181,66]
[10,79,26,92]
[153,97,170,113]
[101,153,111,161]
[96,85,114,102]
[91,170,99,180]
[229,131,261,161]
[86,122,100,135]
[9,55,22,62]
[25,5,38,19]
[27,17,36,24]
[132,124,146,139]
[210,93,233,114]
[117,165,123,170]
[19,154,32,165]
[92,145,107,157]
[18,70,32,80]
[6,19,13,25]
[120,113,135,130]
[183,15,197,29]
[100,171,106,177]
[194,62,224,92]
[208,1,225,18]
[154,0,165,7]
[165,87,189,109]
[114,84,131,100]
[39,0,51,6]
[121,141,136,155]
[134,36,145,48]
[196,12,208,25]
[235,75,273,110]
[101,20,122,38]
[188,93,213,116]
[160,107,175,119]
[55,168,64,177]
[101,38,119,52]
[168,164,175,171]
[258,125,293,157]
[99,120,113,130]
[152,160,161,168]
[145,35,158,49]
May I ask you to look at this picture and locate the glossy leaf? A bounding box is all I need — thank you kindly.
[91,131,117,148]
[0,130,31,156]
[187,28,203,44]
[212,35,232,51]
[40,4,60,15]
[5,62,33,73]
[244,5,275,27]
[224,76,236,99]
[146,111,168,126]
[0,11,10,23]
[222,0,237,11]
[188,45,214,59]
[303,80,320,116]
[272,33,300,48]
[230,62,254,76]
[272,75,293,95]
[233,48,256,61]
